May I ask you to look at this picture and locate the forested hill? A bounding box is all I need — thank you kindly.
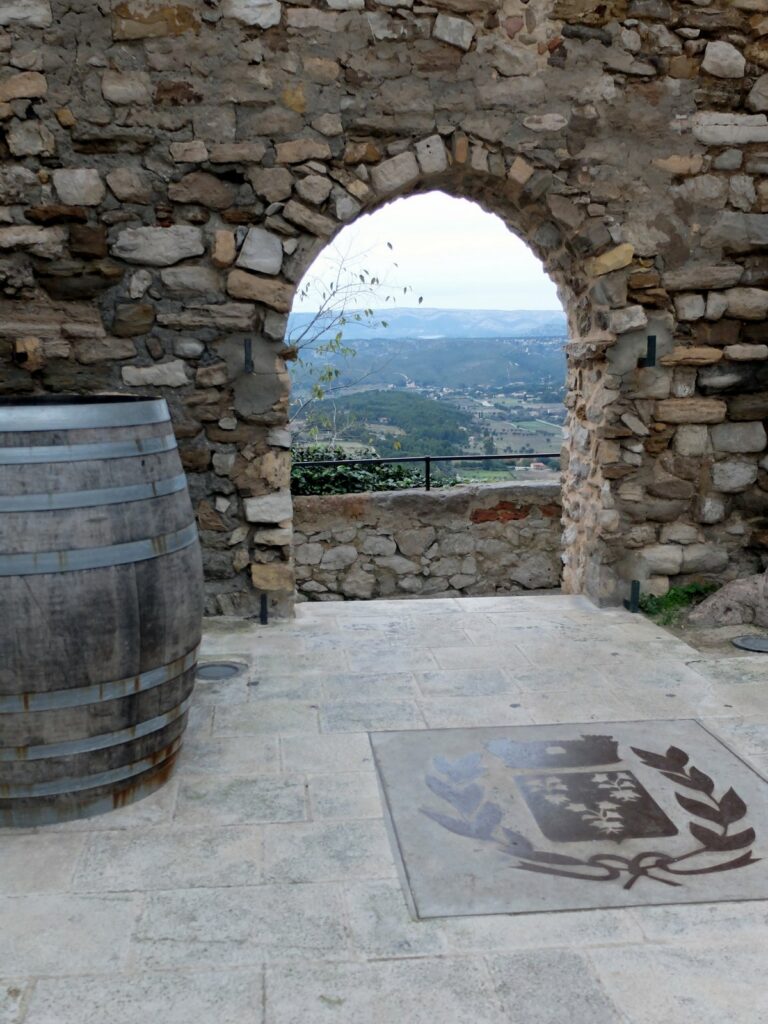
[291,334,567,393]
[287,307,567,342]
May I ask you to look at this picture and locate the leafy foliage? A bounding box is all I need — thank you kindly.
[639,582,720,626]
[291,444,424,496]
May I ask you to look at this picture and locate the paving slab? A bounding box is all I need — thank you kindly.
[487,950,623,1024]
[73,825,263,891]
[307,772,382,819]
[131,883,349,968]
[371,719,768,917]
[174,774,307,826]
[590,943,768,1024]
[24,968,264,1024]
[263,820,396,883]
[264,958,503,1024]
[0,982,28,1024]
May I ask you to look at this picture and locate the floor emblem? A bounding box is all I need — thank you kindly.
[371,720,766,917]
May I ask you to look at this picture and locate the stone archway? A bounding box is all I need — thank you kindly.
[1,0,765,616]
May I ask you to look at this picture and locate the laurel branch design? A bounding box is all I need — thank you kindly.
[420,744,760,890]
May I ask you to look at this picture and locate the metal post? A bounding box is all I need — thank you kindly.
[424,456,431,491]
[623,579,641,613]
[260,593,268,624]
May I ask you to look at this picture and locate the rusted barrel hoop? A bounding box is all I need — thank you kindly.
[0,694,193,764]
[0,645,200,714]
[1,735,184,799]
[0,433,178,465]
[0,521,198,576]
[0,472,188,513]
[0,398,170,431]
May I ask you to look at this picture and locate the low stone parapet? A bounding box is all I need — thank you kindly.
[293,482,562,602]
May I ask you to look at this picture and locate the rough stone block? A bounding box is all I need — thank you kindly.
[112,226,205,266]
[724,287,768,319]
[370,152,420,195]
[121,360,189,387]
[655,398,727,424]
[0,0,52,26]
[433,13,475,50]
[244,490,293,524]
[227,269,293,311]
[712,458,758,493]
[101,70,152,105]
[52,169,105,207]
[415,135,448,175]
[702,41,746,79]
[236,227,283,275]
[221,0,281,26]
[710,421,767,453]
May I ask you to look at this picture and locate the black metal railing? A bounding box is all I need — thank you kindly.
[292,452,561,491]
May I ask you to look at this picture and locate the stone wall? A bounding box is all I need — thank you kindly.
[2,1,768,615]
[293,482,562,601]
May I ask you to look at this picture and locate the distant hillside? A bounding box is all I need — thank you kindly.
[291,334,567,393]
[287,307,568,342]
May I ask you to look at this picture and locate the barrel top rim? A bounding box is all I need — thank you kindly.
[0,395,158,407]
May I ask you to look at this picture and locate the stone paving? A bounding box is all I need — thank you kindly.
[3,594,768,1023]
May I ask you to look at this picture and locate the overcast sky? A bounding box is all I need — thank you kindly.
[293,190,564,314]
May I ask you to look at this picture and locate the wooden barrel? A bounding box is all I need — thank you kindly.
[0,396,204,826]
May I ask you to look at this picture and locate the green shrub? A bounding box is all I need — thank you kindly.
[638,582,719,626]
[291,443,425,495]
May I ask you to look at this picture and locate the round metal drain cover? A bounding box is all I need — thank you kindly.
[196,662,243,681]
[731,635,768,653]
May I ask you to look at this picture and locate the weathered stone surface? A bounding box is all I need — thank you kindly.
[638,544,683,575]
[689,571,768,627]
[370,152,420,195]
[693,113,768,146]
[236,227,283,274]
[724,288,768,319]
[710,421,767,453]
[282,201,335,237]
[295,175,333,206]
[0,71,46,102]
[168,172,236,210]
[106,168,153,203]
[221,0,281,26]
[655,399,727,424]
[712,458,758,493]
[101,70,152,105]
[415,135,448,176]
[724,344,768,362]
[122,359,189,387]
[701,41,745,79]
[276,139,332,164]
[113,303,154,337]
[748,75,768,113]
[662,264,743,291]
[433,13,475,51]
[586,243,633,277]
[728,391,768,421]
[52,169,105,207]
[160,266,221,294]
[0,0,51,26]
[660,346,722,366]
[244,490,292,524]
[250,562,293,591]
[112,226,205,266]
[112,3,200,40]
[673,294,705,321]
[608,305,647,334]
[227,269,293,311]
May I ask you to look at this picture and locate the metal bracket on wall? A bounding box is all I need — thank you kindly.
[637,335,657,368]
[623,579,641,613]
[244,338,254,374]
